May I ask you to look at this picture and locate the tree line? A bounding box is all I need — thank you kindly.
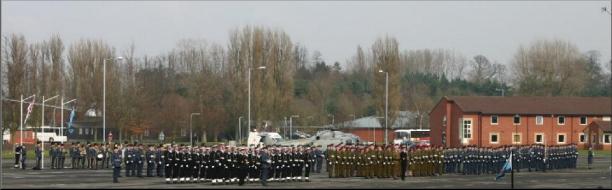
[2,25,610,142]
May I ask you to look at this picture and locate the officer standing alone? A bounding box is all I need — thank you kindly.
[112,147,122,183]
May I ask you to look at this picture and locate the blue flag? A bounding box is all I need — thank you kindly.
[68,108,76,134]
[495,152,513,181]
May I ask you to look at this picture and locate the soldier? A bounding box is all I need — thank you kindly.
[58,144,67,169]
[33,141,42,170]
[70,142,77,169]
[19,144,27,170]
[50,143,57,169]
[315,145,324,173]
[260,146,271,186]
[14,143,21,168]
[146,145,155,177]
[112,146,122,183]
[305,147,314,182]
[125,144,134,177]
[156,145,164,177]
[133,144,143,177]
[79,144,87,169]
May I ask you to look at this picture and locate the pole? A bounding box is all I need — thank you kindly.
[41,96,44,169]
[20,94,23,146]
[238,117,242,144]
[103,59,106,144]
[190,114,193,146]
[60,96,63,137]
[290,117,293,140]
[384,72,389,145]
[511,150,514,189]
[248,69,251,134]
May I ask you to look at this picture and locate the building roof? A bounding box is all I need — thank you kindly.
[589,120,612,133]
[341,111,417,129]
[444,96,611,115]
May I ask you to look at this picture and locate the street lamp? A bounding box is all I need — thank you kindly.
[190,113,201,146]
[379,69,389,145]
[238,116,244,144]
[495,88,505,97]
[60,97,76,138]
[102,56,123,144]
[248,66,266,134]
[289,115,300,140]
[20,94,36,146]
[327,114,335,128]
[41,95,58,169]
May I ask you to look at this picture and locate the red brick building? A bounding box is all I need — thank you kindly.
[429,96,611,148]
[583,120,612,150]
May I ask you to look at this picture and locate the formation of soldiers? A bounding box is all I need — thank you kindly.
[158,143,322,185]
[325,143,580,179]
[47,142,113,170]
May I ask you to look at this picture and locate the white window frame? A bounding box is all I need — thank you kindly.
[512,133,522,144]
[579,116,587,125]
[490,133,500,144]
[181,128,186,137]
[557,116,565,125]
[534,133,544,144]
[462,118,472,139]
[85,128,89,135]
[144,129,150,137]
[557,133,566,144]
[536,115,544,125]
[513,115,521,125]
[604,134,611,144]
[579,133,586,143]
[79,128,83,135]
[603,116,611,121]
[490,115,499,125]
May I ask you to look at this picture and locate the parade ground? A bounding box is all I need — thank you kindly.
[1,153,610,189]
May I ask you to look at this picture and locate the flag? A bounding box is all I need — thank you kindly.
[23,98,35,124]
[495,152,513,181]
[67,107,76,134]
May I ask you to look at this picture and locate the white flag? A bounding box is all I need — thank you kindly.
[23,98,35,124]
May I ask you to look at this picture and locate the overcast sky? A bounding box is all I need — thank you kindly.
[2,1,611,67]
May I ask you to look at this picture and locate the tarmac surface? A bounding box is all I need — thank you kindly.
[1,154,611,189]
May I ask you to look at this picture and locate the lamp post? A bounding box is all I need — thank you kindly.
[379,69,389,145]
[41,95,58,169]
[289,115,299,140]
[349,114,355,133]
[190,113,201,146]
[327,114,335,128]
[20,94,36,146]
[238,116,244,144]
[60,97,76,138]
[495,88,505,97]
[248,66,266,134]
[102,57,123,144]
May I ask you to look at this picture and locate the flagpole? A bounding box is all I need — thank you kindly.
[511,150,514,189]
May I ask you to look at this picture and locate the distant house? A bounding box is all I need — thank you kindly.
[583,120,611,150]
[429,96,611,148]
[339,111,420,143]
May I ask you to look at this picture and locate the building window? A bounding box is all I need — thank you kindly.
[491,115,498,125]
[604,134,611,144]
[535,134,544,144]
[463,119,472,139]
[79,128,83,135]
[85,128,89,135]
[513,133,522,144]
[603,116,611,121]
[490,133,499,144]
[513,115,521,125]
[579,133,585,143]
[579,116,587,125]
[181,128,186,137]
[558,116,565,125]
[144,129,150,137]
[557,134,566,144]
[536,116,543,125]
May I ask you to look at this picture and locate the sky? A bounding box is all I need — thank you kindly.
[2,1,611,68]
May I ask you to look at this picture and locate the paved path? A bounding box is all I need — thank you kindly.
[1,156,610,189]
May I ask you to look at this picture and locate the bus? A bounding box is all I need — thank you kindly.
[393,129,430,146]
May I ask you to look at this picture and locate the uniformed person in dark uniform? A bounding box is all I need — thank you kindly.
[125,144,133,177]
[33,141,42,170]
[400,145,408,180]
[19,144,27,170]
[146,145,155,177]
[156,145,164,177]
[135,144,144,177]
[50,143,57,169]
[58,144,67,169]
[112,146,122,183]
